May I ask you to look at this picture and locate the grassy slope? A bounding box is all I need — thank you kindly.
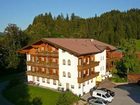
[135,39,140,51]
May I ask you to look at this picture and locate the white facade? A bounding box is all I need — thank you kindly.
[95,50,106,80]
[26,49,107,96]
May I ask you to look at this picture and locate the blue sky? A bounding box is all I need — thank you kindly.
[0,0,140,32]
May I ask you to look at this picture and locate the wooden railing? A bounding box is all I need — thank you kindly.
[26,61,58,68]
[26,71,59,80]
[77,72,99,83]
[78,61,99,70]
[34,51,58,57]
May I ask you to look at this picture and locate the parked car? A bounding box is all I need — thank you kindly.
[88,97,108,105]
[97,88,115,97]
[92,90,113,102]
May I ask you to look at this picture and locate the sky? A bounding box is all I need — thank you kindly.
[0,0,140,32]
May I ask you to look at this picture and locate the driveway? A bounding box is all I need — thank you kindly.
[82,80,140,105]
[109,83,140,105]
[0,81,14,105]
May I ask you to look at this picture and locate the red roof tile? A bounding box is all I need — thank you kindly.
[18,38,117,56]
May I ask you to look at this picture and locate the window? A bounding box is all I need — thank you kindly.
[58,81,62,86]
[79,59,82,65]
[91,56,94,61]
[41,57,44,61]
[42,68,45,73]
[71,85,74,89]
[46,69,49,74]
[36,67,39,72]
[41,47,44,51]
[87,69,89,76]
[78,84,81,88]
[68,72,71,78]
[32,56,35,62]
[63,71,66,77]
[53,80,56,85]
[79,72,81,78]
[97,93,101,96]
[37,77,39,82]
[53,69,56,74]
[83,82,85,86]
[102,95,106,98]
[63,59,66,65]
[68,59,71,65]
[32,66,35,72]
[42,78,45,83]
[47,79,50,84]
[87,81,89,85]
[83,58,86,63]
[87,57,89,64]
[36,56,39,62]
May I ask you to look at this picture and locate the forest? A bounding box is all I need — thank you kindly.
[0,8,140,75]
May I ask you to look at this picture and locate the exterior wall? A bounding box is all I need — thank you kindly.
[95,50,106,81]
[58,49,96,96]
[58,49,78,93]
[27,75,59,89]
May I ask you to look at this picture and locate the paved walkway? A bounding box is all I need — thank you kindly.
[0,81,14,105]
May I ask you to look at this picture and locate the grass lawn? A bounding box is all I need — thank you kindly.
[3,84,79,105]
[29,86,60,105]
[135,39,140,51]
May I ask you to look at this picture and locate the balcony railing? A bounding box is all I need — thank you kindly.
[26,71,59,80]
[26,61,58,68]
[77,72,99,83]
[35,51,58,57]
[78,61,99,70]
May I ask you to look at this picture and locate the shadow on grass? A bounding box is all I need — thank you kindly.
[2,72,42,105]
[115,83,140,104]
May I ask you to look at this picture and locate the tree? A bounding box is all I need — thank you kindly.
[1,24,28,72]
[119,39,140,74]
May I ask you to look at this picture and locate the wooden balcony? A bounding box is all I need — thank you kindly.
[26,61,58,69]
[78,61,99,70]
[34,51,58,57]
[26,71,59,80]
[77,72,99,83]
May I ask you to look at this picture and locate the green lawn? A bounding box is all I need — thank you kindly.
[29,86,60,105]
[135,39,140,51]
[3,84,79,105]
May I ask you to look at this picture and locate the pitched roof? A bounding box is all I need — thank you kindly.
[18,38,116,56]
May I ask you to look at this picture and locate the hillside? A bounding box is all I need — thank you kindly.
[25,9,140,46]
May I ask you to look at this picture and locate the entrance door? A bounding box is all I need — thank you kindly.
[66,83,69,90]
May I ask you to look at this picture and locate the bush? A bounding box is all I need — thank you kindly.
[56,91,79,105]
[111,75,127,83]
[32,97,42,105]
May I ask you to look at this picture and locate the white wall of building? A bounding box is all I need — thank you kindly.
[58,49,78,91]
[94,50,106,80]
[58,49,96,96]
[27,75,59,89]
